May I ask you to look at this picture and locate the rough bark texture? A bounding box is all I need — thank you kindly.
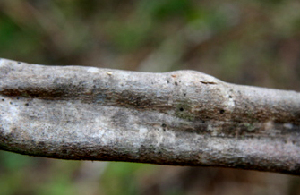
[0,58,299,175]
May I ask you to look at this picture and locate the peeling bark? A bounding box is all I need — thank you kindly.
[0,58,299,175]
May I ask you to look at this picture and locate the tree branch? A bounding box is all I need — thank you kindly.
[0,58,299,175]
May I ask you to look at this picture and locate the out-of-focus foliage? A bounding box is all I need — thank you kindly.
[0,0,300,194]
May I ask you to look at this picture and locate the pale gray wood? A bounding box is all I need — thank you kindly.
[0,58,299,175]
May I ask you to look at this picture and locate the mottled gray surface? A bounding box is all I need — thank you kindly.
[0,58,299,175]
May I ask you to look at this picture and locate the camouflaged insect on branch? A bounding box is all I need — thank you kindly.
[0,58,300,175]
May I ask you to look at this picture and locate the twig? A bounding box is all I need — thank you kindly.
[0,58,299,175]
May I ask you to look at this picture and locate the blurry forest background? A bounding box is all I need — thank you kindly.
[0,0,300,195]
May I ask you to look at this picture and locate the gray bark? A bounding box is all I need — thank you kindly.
[0,58,299,175]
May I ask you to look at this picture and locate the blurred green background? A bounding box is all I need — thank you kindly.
[0,0,300,194]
